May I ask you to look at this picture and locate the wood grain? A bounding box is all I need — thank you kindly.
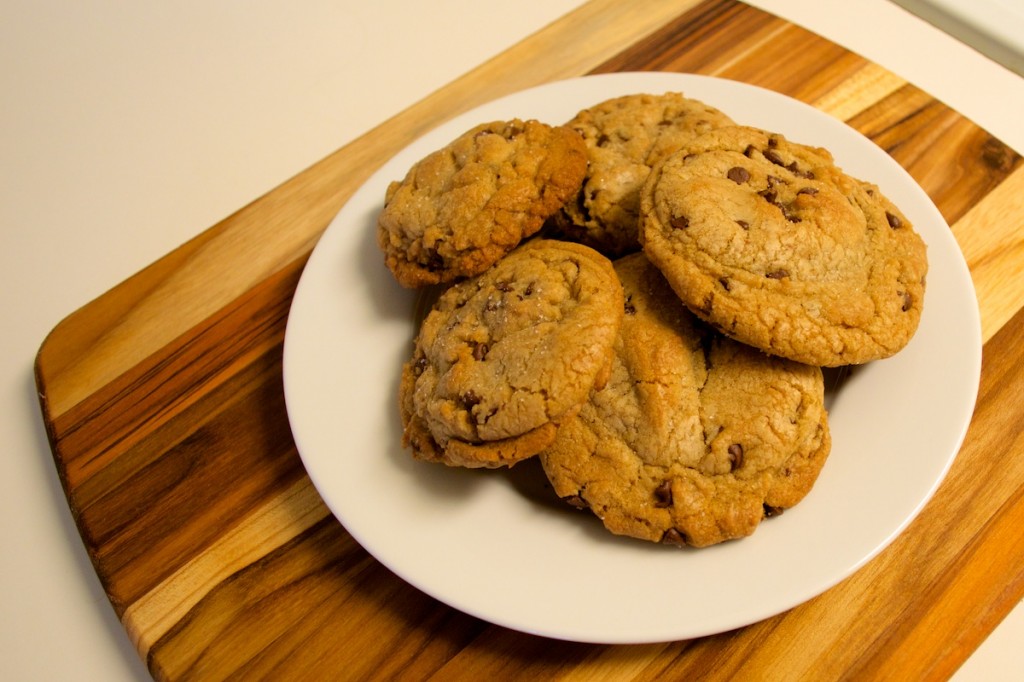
[34,0,1024,679]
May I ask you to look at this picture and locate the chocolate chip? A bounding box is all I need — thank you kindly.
[460,390,482,411]
[797,186,819,196]
[670,215,690,230]
[662,528,688,547]
[785,160,813,178]
[766,269,790,279]
[654,480,673,508]
[743,144,757,158]
[764,149,786,167]
[413,356,428,376]
[760,189,778,204]
[596,133,610,147]
[901,291,913,312]
[624,296,637,315]
[886,211,903,229]
[736,220,750,230]
[728,443,744,471]
[471,342,489,361]
[564,495,589,509]
[719,277,731,291]
[763,504,784,518]
[727,166,751,184]
[496,281,513,292]
[698,291,714,315]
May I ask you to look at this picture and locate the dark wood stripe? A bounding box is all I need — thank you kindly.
[594,0,779,76]
[50,259,310,609]
[50,258,304,493]
[848,86,1022,224]
[149,517,489,680]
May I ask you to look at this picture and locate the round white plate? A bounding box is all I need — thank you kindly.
[282,72,981,643]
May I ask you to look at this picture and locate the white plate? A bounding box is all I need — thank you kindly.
[282,72,981,643]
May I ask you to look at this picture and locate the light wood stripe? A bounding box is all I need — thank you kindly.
[122,478,329,660]
[705,20,791,78]
[952,165,1024,343]
[812,62,908,121]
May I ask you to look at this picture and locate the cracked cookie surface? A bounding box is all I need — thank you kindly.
[539,253,830,548]
[377,118,588,287]
[639,125,928,366]
[547,92,735,258]
[400,239,624,468]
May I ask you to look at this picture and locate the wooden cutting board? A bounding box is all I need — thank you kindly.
[35,0,1024,679]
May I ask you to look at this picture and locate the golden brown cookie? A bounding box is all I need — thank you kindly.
[377,119,588,288]
[639,125,927,366]
[539,253,830,548]
[400,239,624,468]
[547,93,735,257]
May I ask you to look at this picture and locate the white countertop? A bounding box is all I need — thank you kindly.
[2,1,1022,679]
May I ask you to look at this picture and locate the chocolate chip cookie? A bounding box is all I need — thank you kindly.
[377,119,588,288]
[539,253,831,547]
[400,239,624,468]
[547,93,735,257]
[639,125,927,366]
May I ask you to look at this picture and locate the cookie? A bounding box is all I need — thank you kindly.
[377,119,588,287]
[639,125,927,366]
[539,253,831,547]
[400,239,624,468]
[547,93,735,257]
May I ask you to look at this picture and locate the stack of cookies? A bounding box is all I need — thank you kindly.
[376,92,928,548]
